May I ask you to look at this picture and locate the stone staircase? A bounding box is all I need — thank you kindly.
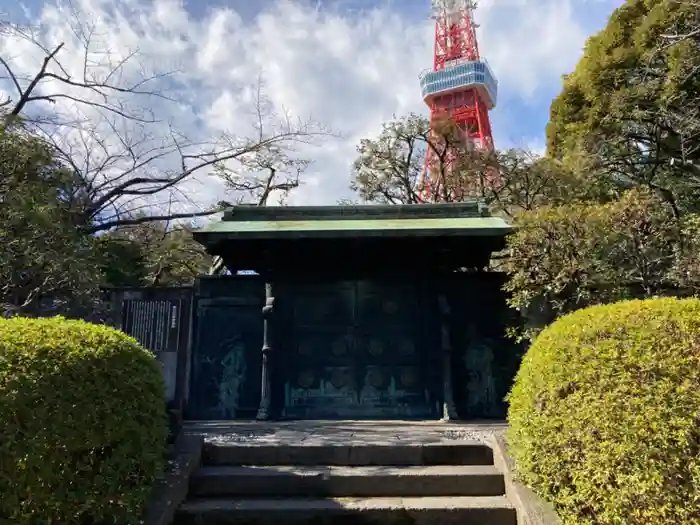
[174,438,517,525]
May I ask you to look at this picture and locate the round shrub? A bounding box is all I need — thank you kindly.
[506,297,700,525]
[0,316,168,525]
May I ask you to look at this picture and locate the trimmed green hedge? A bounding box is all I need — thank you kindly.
[0,316,168,525]
[506,298,700,525]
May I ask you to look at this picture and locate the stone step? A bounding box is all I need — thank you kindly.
[190,465,506,498]
[202,441,494,466]
[174,496,517,525]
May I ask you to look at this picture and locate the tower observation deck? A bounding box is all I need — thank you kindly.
[419,0,498,201]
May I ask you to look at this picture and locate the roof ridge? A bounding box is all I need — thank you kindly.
[221,202,488,222]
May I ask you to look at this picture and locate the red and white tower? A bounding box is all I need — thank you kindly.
[418,0,497,201]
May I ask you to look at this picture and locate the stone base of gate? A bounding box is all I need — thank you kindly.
[183,419,507,446]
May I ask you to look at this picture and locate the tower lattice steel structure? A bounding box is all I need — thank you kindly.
[418,0,497,201]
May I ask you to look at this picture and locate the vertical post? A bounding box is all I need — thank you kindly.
[256,282,275,421]
[119,298,129,332]
[438,294,458,421]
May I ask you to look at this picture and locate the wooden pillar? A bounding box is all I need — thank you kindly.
[256,282,275,421]
[438,294,458,421]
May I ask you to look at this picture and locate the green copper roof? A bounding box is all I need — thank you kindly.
[198,216,511,237]
[194,202,513,241]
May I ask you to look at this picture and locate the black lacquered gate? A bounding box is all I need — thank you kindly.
[282,280,440,419]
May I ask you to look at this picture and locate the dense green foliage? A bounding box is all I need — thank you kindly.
[1,26,315,310]
[504,0,700,323]
[0,128,102,315]
[503,190,686,325]
[0,126,212,314]
[351,114,466,204]
[0,316,168,525]
[547,0,700,215]
[98,221,214,288]
[506,298,700,524]
[349,114,599,217]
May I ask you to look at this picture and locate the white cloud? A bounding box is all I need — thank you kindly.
[1,0,620,209]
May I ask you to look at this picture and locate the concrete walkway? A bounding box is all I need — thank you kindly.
[183,420,507,446]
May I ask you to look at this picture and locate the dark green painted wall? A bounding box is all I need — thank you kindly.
[185,274,523,420]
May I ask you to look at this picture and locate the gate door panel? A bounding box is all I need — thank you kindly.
[355,281,435,418]
[283,280,437,419]
[285,281,358,418]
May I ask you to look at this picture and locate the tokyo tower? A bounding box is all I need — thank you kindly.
[418,0,497,202]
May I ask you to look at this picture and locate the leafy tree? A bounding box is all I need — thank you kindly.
[660,0,700,46]
[668,212,700,292]
[503,190,684,336]
[505,0,700,331]
[351,113,457,204]
[351,114,603,216]
[547,0,700,216]
[97,235,151,289]
[0,126,213,316]
[98,221,214,287]
[485,149,615,217]
[0,128,101,316]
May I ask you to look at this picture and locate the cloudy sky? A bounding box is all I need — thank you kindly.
[1,0,624,208]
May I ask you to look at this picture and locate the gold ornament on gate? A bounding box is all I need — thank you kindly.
[298,370,314,389]
[332,337,347,356]
[330,369,347,389]
[382,300,398,314]
[367,368,385,388]
[368,340,384,356]
[401,367,418,387]
[298,341,313,356]
[400,340,415,356]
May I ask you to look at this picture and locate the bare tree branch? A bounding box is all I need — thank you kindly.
[5,43,65,120]
[85,209,223,234]
[659,0,700,46]
[1,7,332,235]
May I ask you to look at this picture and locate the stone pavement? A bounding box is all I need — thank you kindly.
[183,419,508,446]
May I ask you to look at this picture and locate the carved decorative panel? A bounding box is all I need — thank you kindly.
[400,367,418,388]
[298,370,315,389]
[382,300,398,315]
[446,274,526,420]
[283,280,438,419]
[400,340,416,356]
[368,340,384,357]
[299,341,314,356]
[366,368,385,389]
[188,300,262,419]
[332,336,349,356]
